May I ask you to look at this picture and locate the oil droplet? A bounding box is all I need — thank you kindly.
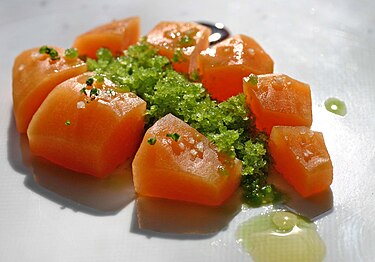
[236,211,326,262]
[324,97,347,116]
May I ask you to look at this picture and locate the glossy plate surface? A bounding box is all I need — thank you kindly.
[1,0,374,261]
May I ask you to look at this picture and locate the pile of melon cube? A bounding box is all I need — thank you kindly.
[12,17,332,207]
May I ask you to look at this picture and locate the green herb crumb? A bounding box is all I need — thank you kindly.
[166,133,180,142]
[86,77,94,86]
[65,120,71,126]
[90,87,99,97]
[64,48,79,59]
[171,48,184,63]
[147,137,157,145]
[39,45,60,60]
[246,74,259,85]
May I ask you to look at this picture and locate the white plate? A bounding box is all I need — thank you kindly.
[1,0,375,261]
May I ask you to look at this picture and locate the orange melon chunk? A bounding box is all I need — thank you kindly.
[269,126,333,197]
[27,73,146,177]
[73,16,140,58]
[243,74,312,134]
[12,47,87,133]
[146,21,211,75]
[132,114,242,206]
[199,34,274,101]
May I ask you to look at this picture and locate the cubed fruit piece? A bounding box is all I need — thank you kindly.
[132,113,242,206]
[146,21,211,75]
[12,46,87,133]
[27,73,146,177]
[269,126,333,197]
[243,74,312,134]
[73,16,140,58]
[199,34,274,101]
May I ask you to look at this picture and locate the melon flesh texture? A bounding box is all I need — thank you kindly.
[12,47,87,133]
[243,74,312,134]
[146,21,211,75]
[132,113,242,206]
[198,34,274,101]
[27,73,146,178]
[269,126,333,197]
[73,16,140,58]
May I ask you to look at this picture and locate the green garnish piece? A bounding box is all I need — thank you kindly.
[80,87,86,94]
[86,77,94,86]
[190,70,200,82]
[65,120,71,126]
[39,45,60,60]
[90,87,99,97]
[147,137,157,145]
[180,35,194,46]
[166,133,180,142]
[64,48,79,59]
[171,48,184,63]
[246,74,258,85]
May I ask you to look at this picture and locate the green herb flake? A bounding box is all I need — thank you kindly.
[246,74,258,85]
[147,137,157,145]
[65,120,71,126]
[64,48,79,59]
[39,45,60,60]
[180,35,194,46]
[80,87,86,94]
[171,48,184,63]
[86,77,94,86]
[90,87,99,97]
[166,133,180,142]
[190,70,200,82]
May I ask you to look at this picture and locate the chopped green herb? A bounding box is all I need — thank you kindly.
[171,48,184,63]
[246,74,258,85]
[190,69,200,82]
[80,87,86,93]
[180,35,194,46]
[39,45,49,54]
[147,137,157,145]
[64,48,79,59]
[166,133,180,142]
[86,77,94,86]
[87,40,275,206]
[65,120,71,126]
[90,87,99,97]
[39,45,60,60]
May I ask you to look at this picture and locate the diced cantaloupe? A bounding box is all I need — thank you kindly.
[243,74,312,134]
[27,73,146,177]
[73,16,140,58]
[12,47,87,133]
[199,34,274,101]
[146,21,211,75]
[269,126,333,197]
[132,114,242,206]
